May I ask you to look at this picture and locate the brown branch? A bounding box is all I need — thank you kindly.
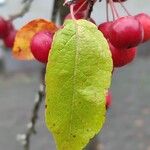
[85,0,95,20]
[17,84,45,150]
[9,0,34,21]
[21,0,29,3]
[16,1,98,150]
[15,1,63,150]
[59,0,70,24]
[51,0,69,25]
[51,0,60,22]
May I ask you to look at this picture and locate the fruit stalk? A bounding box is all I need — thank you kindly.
[109,0,115,20]
[118,0,130,16]
[70,4,76,19]
[109,0,119,19]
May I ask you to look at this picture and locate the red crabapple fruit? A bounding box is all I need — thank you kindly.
[3,29,17,48]
[109,16,143,49]
[0,17,8,38]
[109,42,137,67]
[98,21,112,39]
[106,92,112,110]
[30,31,53,63]
[135,13,150,42]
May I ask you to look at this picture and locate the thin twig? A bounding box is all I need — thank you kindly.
[51,0,70,23]
[16,1,64,150]
[85,0,95,20]
[51,0,61,22]
[106,0,109,21]
[58,0,70,24]
[21,0,29,3]
[16,2,61,150]
[9,0,34,21]
[17,84,45,150]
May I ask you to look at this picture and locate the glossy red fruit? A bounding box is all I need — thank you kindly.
[65,12,96,24]
[106,91,112,110]
[3,29,17,48]
[0,17,8,38]
[135,13,150,42]
[30,31,53,63]
[109,16,143,49]
[109,42,137,67]
[6,20,14,31]
[98,21,112,39]
[74,0,97,11]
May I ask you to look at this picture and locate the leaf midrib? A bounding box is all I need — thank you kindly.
[68,20,80,141]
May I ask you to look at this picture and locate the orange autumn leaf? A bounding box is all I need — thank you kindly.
[13,19,58,60]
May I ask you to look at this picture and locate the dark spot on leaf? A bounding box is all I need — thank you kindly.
[56,131,60,135]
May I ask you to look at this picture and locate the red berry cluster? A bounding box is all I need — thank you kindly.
[30,0,134,63]
[64,0,150,68]
[29,1,150,109]
[98,0,150,68]
[98,13,150,67]
[0,16,17,48]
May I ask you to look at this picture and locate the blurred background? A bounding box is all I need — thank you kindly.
[0,0,150,150]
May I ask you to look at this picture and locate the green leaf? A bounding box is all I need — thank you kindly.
[45,19,113,150]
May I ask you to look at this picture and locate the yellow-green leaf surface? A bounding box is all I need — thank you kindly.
[45,19,113,150]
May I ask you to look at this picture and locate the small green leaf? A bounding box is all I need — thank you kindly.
[45,19,113,150]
